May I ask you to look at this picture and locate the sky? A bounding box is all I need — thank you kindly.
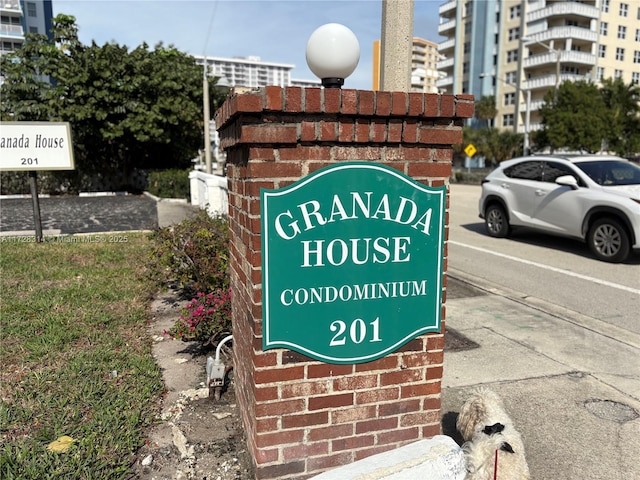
[52,0,444,90]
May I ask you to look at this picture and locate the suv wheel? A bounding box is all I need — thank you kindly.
[485,204,510,238]
[587,218,630,263]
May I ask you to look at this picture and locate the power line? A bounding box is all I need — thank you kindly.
[202,0,219,57]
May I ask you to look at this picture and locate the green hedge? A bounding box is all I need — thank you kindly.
[146,169,190,199]
[451,168,492,184]
[0,171,76,195]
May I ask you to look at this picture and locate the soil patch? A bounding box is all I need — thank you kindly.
[445,327,479,352]
[132,291,253,480]
[445,277,483,352]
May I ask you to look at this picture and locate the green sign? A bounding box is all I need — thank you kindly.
[261,162,446,364]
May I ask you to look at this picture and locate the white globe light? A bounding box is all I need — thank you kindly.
[306,23,360,87]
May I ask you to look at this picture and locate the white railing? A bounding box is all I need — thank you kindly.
[0,0,20,11]
[526,26,597,45]
[438,1,457,16]
[0,24,24,36]
[438,38,455,52]
[524,73,588,91]
[438,19,455,34]
[189,170,228,217]
[524,50,595,69]
[436,76,453,88]
[521,98,545,113]
[437,57,454,69]
[527,2,599,22]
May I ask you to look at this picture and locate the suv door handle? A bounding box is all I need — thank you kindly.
[501,183,509,189]
[535,189,546,196]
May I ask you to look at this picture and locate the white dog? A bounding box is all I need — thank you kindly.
[456,387,530,480]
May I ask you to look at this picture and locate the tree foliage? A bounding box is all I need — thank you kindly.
[463,79,639,161]
[599,78,640,157]
[539,80,607,153]
[459,95,521,167]
[1,15,228,192]
[475,95,498,128]
[538,79,640,156]
[462,126,523,166]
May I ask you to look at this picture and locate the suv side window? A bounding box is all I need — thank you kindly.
[503,161,542,181]
[542,161,583,185]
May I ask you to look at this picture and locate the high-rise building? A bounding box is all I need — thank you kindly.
[373,37,443,92]
[0,0,53,55]
[436,0,639,140]
[194,55,319,89]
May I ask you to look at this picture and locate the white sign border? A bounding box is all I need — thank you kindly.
[0,121,75,171]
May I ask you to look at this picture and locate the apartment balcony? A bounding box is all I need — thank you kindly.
[438,0,457,18]
[437,57,454,70]
[523,73,591,94]
[526,26,597,46]
[0,0,21,12]
[520,98,545,113]
[436,76,453,88]
[0,48,19,56]
[438,38,455,54]
[524,50,595,69]
[0,24,24,38]
[438,19,456,35]
[527,1,599,22]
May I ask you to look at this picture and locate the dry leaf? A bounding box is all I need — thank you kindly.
[47,435,75,453]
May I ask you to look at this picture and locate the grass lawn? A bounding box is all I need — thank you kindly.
[0,234,164,479]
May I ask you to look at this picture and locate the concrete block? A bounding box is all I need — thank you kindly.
[310,435,465,480]
[189,170,228,217]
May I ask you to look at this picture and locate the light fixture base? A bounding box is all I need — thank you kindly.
[321,77,344,88]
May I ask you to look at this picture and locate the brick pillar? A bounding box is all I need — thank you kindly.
[215,86,474,480]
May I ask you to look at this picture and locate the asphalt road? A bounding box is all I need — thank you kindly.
[447,184,640,335]
[0,194,158,235]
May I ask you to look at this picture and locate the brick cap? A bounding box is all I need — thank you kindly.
[214,87,475,130]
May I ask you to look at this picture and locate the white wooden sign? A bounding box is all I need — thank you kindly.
[0,122,75,171]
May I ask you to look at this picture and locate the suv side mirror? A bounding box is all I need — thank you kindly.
[556,175,579,190]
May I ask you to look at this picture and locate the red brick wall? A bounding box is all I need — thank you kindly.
[215,86,473,480]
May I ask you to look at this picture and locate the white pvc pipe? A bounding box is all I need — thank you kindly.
[215,334,233,363]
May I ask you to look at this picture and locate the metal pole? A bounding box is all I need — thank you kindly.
[554,50,561,98]
[481,72,526,152]
[203,60,212,174]
[28,171,43,242]
[524,89,531,156]
[514,35,525,136]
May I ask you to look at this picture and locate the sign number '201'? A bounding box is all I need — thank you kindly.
[329,317,382,346]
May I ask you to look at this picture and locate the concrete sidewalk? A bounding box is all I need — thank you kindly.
[153,195,200,228]
[442,269,640,480]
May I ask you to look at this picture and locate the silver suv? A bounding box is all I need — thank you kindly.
[478,155,640,263]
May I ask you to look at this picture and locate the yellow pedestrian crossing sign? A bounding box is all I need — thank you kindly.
[464,144,477,157]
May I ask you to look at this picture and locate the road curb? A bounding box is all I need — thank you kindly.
[142,191,189,204]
